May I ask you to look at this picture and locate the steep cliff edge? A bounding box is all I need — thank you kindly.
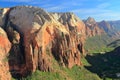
[50,12,86,54]
[0,6,86,78]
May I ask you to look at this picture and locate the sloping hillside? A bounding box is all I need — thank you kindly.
[85,46,120,79]
[85,34,113,53]
[108,39,120,48]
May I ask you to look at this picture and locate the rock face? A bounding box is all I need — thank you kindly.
[98,20,120,38]
[50,12,86,64]
[50,12,86,54]
[0,5,119,79]
[84,17,105,37]
[98,20,113,34]
[0,27,11,80]
[0,6,86,77]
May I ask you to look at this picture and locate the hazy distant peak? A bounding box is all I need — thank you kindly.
[86,17,96,24]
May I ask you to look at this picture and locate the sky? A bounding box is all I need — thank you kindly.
[0,0,120,21]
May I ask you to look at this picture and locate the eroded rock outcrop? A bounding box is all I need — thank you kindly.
[0,27,11,80]
[84,17,105,37]
[50,12,86,54]
[0,6,86,77]
[50,12,86,65]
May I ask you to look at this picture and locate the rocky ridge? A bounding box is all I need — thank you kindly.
[0,6,86,79]
[98,20,120,38]
[0,6,119,79]
[83,17,105,37]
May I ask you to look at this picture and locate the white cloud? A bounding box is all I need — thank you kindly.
[41,0,83,11]
[89,12,120,21]
[70,2,119,21]
[1,0,119,21]
[61,1,83,6]
[71,8,111,14]
[29,0,51,5]
[40,4,53,8]
[46,6,67,11]
[97,3,110,9]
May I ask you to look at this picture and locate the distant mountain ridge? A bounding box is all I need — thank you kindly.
[98,20,120,38]
[83,17,105,37]
[108,20,120,30]
[83,17,120,39]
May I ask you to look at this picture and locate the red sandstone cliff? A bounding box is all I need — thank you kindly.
[0,6,120,79]
[0,27,11,80]
[0,6,86,78]
[84,17,105,37]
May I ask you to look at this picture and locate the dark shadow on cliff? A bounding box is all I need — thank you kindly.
[85,46,120,79]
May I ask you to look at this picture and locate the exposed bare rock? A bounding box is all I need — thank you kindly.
[98,20,120,38]
[0,8,10,28]
[0,27,11,80]
[1,5,120,80]
[1,5,120,79]
[84,17,105,37]
[2,6,85,77]
[50,12,86,55]
[98,20,113,33]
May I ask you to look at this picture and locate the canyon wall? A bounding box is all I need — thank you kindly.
[0,6,119,79]
[0,6,86,78]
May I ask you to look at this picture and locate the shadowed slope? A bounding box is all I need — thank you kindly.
[85,46,120,79]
